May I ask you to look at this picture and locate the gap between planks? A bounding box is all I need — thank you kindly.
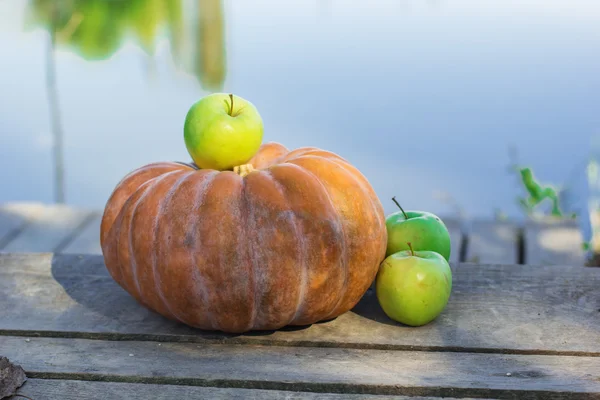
[0,202,98,254]
[3,336,600,400]
[454,218,586,266]
[0,202,589,266]
[23,373,595,400]
[53,212,100,254]
[1,329,598,358]
[1,253,598,356]
[388,216,584,266]
[16,379,485,400]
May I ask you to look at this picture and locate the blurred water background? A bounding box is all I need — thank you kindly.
[0,0,599,238]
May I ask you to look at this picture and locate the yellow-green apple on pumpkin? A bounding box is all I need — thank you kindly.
[184,93,264,170]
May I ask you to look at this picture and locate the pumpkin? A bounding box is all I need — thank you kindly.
[100,142,387,333]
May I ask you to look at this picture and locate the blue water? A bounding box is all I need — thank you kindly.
[1,0,599,224]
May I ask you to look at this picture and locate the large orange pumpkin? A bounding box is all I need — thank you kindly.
[100,142,387,333]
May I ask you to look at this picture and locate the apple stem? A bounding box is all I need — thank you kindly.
[392,196,409,220]
[407,242,415,257]
[228,94,234,116]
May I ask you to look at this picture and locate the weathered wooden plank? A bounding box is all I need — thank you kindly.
[1,204,94,253]
[525,219,586,266]
[17,379,479,400]
[0,202,45,248]
[465,220,519,264]
[3,336,600,398]
[60,213,102,254]
[443,218,462,263]
[1,253,598,355]
[0,208,26,247]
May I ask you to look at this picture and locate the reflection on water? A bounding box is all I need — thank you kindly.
[24,0,226,202]
[1,0,599,232]
[27,0,226,88]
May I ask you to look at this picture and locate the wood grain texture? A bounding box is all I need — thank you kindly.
[16,379,479,400]
[465,220,518,264]
[1,204,94,253]
[3,336,600,399]
[60,214,102,254]
[1,253,598,355]
[525,219,586,266]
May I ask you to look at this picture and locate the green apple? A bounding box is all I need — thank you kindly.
[385,197,452,261]
[184,93,264,170]
[376,243,452,326]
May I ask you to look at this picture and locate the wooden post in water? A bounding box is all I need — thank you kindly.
[46,3,66,204]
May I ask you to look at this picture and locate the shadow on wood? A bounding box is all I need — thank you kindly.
[48,253,318,338]
[350,287,402,328]
[2,253,597,355]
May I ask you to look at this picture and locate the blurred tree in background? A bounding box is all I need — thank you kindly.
[24,0,226,203]
[25,0,226,91]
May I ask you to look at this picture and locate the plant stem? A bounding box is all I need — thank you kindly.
[392,196,408,219]
[47,3,65,204]
[228,93,234,116]
[407,242,415,257]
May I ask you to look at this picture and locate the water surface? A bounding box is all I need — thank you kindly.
[1,0,599,224]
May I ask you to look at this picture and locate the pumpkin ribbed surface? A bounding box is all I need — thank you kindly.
[100,142,387,333]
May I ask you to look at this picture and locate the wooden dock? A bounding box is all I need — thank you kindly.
[2,253,599,398]
[0,201,590,266]
[1,201,599,399]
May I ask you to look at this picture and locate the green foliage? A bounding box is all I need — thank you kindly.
[126,0,166,55]
[195,0,226,91]
[25,0,224,90]
[517,167,563,217]
[28,0,132,60]
[506,145,575,220]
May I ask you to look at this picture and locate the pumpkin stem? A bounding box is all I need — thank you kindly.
[228,94,234,116]
[233,163,255,177]
[392,196,409,220]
